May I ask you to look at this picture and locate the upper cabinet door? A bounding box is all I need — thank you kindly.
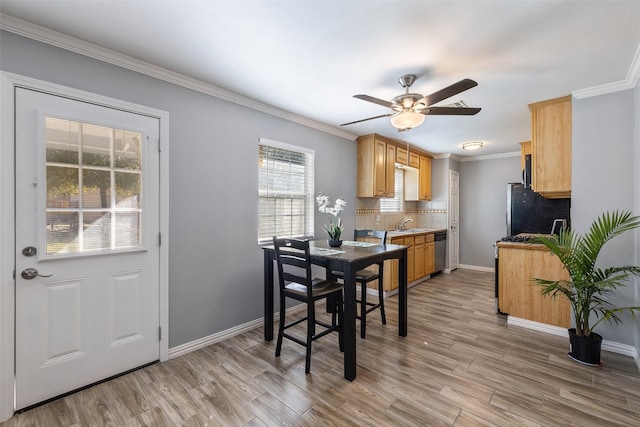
[529,96,572,198]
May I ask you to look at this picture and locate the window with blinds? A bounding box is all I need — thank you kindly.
[258,138,314,243]
[380,168,404,212]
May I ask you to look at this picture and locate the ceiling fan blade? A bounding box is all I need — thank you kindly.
[425,106,481,116]
[420,79,478,106]
[340,113,393,126]
[353,94,395,109]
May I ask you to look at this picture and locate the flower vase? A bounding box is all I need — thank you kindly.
[328,239,342,248]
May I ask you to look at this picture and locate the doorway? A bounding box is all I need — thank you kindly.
[0,73,169,418]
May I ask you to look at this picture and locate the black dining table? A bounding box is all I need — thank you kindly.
[262,239,408,381]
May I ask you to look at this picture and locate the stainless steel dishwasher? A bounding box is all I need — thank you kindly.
[434,231,447,273]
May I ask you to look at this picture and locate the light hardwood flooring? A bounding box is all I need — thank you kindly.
[3,269,640,426]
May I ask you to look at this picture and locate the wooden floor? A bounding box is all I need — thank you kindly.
[3,269,640,426]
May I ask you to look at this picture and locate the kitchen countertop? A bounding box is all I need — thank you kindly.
[496,233,552,250]
[387,228,447,238]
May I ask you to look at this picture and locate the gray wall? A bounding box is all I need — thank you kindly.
[572,89,638,348]
[430,156,459,202]
[0,31,356,348]
[459,155,521,267]
[3,30,638,354]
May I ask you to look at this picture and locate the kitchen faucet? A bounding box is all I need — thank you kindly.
[398,218,413,231]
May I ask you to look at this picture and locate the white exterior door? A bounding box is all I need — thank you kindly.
[14,88,161,409]
[449,170,460,271]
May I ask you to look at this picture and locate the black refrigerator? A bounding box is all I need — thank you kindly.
[506,183,571,236]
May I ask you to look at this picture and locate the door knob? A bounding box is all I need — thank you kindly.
[21,268,53,280]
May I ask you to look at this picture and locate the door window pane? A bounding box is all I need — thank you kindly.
[83,212,111,250]
[115,212,141,248]
[114,131,142,170]
[83,169,112,208]
[46,212,79,254]
[46,166,79,208]
[82,124,111,167]
[44,117,143,255]
[46,118,79,164]
[115,171,141,208]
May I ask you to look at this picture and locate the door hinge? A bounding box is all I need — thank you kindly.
[159,326,162,341]
[158,232,162,246]
[158,138,162,152]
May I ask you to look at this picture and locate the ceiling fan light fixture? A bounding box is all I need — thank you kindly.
[462,141,484,150]
[390,111,425,130]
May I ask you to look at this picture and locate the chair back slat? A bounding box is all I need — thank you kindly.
[273,238,313,297]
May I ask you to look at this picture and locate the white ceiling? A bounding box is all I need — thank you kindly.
[1,0,639,157]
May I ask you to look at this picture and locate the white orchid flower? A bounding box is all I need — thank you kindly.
[317,194,347,239]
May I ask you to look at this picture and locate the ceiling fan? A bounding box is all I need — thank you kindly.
[340,74,481,131]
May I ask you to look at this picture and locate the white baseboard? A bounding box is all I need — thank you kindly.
[507,316,567,337]
[507,316,640,368]
[169,305,640,373]
[168,305,305,359]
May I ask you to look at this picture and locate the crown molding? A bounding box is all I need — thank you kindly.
[459,151,520,162]
[573,43,640,99]
[0,13,358,142]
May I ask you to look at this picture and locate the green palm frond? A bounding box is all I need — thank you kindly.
[532,210,640,337]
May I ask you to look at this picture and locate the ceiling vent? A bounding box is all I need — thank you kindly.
[443,100,468,108]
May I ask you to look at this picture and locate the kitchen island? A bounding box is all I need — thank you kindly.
[497,238,570,328]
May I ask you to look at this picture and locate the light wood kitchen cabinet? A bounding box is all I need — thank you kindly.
[382,232,437,291]
[497,243,571,328]
[519,141,531,171]
[384,235,414,291]
[413,234,426,279]
[358,133,432,200]
[385,144,396,196]
[529,95,572,198]
[425,234,435,275]
[396,146,420,168]
[396,146,407,164]
[419,155,431,200]
[405,236,415,283]
[384,236,403,291]
[409,152,419,168]
[357,134,395,198]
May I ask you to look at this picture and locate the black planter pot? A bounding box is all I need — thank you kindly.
[327,239,342,248]
[567,328,603,367]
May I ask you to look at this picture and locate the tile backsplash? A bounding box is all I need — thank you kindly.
[355,199,448,231]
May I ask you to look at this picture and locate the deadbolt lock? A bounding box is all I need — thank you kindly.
[22,246,37,257]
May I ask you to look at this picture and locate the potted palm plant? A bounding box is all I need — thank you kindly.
[533,210,640,366]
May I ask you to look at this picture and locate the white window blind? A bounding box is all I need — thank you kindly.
[258,139,314,243]
[380,168,403,213]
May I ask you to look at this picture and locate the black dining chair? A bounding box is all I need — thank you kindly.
[333,229,387,338]
[273,237,344,374]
